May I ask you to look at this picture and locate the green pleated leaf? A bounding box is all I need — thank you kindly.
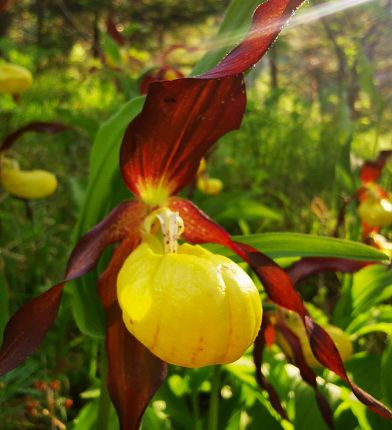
[381,339,392,406]
[72,398,99,430]
[350,265,392,316]
[80,96,146,231]
[346,305,392,337]
[102,32,122,66]
[204,233,387,262]
[333,265,392,328]
[344,353,383,400]
[71,96,145,338]
[293,382,331,430]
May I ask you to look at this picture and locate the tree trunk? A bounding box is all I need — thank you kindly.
[269,45,279,90]
[36,0,45,47]
[0,11,11,38]
[92,9,100,58]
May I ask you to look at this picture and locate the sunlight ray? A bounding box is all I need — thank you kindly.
[202,0,376,54]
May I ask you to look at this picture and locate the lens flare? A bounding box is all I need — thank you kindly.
[201,0,376,55]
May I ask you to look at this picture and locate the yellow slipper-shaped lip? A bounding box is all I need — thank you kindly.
[1,162,57,199]
[0,64,33,95]
[117,237,262,368]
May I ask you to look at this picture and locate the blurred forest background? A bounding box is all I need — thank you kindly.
[1,0,392,429]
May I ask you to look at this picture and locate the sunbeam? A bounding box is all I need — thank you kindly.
[202,0,377,54]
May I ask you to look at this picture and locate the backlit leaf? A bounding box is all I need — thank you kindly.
[204,233,387,262]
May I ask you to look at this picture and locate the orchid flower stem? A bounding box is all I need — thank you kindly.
[208,365,221,430]
[97,345,111,430]
[191,388,202,430]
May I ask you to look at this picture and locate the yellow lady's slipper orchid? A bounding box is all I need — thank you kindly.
[0,156,57,199]
[0,63,33,94]
[117,210,262,368]
[277,312,353,368]
[197,177,223,196]
[196,158,223,195]
[358,197,392,227]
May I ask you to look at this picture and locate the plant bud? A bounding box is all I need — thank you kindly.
[117,237,262,367]
[277,312,353,368]
[197,177,223,196]
[0,63,33,94]
[1,160,57,199]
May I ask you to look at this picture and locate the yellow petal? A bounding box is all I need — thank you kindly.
[1,167,57,199]
[0,64,33,94]
[117,241,262,368]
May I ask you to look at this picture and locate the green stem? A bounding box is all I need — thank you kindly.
[208,365,221,430]
[97,345,111,430]
[191,388,202,430]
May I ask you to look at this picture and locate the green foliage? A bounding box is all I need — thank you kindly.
[334,265,392,328]
[0,273,9,341]
[206,232,387,261]
[71,96,145,338]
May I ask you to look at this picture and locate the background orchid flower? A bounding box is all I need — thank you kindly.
[138,44,200,94]
[356,150,392,237]
[196,158,224,195]
[0,2,391,430]
[0,122,69,200]
[254,257,379,429]
[0,63,33,95]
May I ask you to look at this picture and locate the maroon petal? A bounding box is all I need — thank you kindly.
[286,257,369,285]
[200,0,306,79]
[359,150,392,184]
[264,320,277,347]
[276,323,334,430]
[0,283,64,375]
[0,121,70,152]
[360,162,383,184]
[304,316,392,420]
[0,201,145,375]
[106,18,125,46]
[98,237,167,430]
[120,76,245,199]
[169,197,392,420]
[169,197,236,251]
[139,73,158,95]
[253,316,289,421]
